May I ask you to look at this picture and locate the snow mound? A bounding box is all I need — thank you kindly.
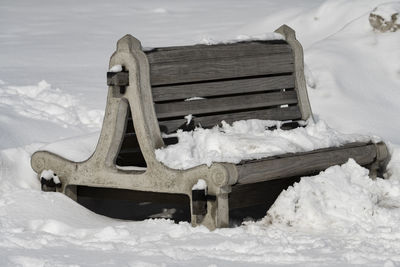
[156,119,372,170]
[0,80,103,128]
[265,158,400,232]
[0,80,104,149]
[38,132,100,162]
[0,146,40,193]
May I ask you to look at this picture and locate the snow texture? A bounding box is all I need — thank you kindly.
[40,169,61,184]
[199,32,284,45]
[1,0,400,265]
[184,114,193,125]
[109,65,123,72]
[192,179,207,190]
[0,80,103,150]
[265,158,400,232]
[371,2,400,21]
[184,97,205,101]
[155,119,372,170]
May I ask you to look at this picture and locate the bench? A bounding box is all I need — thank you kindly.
[31,25,389,230]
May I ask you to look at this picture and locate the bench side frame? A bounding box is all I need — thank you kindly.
[275,25,313,121]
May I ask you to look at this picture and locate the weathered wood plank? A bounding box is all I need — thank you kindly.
[155,91,298,119]
[152,75,295,102]
[158,106,302,134]
[237,143,376,184]
[229,177,300,210]
[146,41,291,64]
[149,53,294,86]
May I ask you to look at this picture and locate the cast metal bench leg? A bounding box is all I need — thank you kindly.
[369,142,390,179]
[191,192,229,230]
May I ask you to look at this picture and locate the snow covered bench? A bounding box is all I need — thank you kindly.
[31,25,389,230]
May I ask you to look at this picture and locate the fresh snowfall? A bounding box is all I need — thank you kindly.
[1,0,400,266]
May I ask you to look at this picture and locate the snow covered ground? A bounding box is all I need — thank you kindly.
[1,0,400,266]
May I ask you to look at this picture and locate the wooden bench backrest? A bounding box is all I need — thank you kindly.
[118,37,307,167]
[145,40,301,134]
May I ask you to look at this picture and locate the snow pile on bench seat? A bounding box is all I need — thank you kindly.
[155,119,372,170]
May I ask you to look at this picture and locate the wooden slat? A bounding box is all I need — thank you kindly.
[237,143,377,184]
[155,91,298,119]
[149,53,294,86]
[146,41,291,64]
[152,75,295,102]
[159,106,302,134]
[229,177,300,210]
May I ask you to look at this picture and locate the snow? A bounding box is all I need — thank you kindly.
[192,179,207,191]
[1,0,400,265]
[184,97,205,101]
[37,132,100,162]
[0,80,103,150]
[109,65,123,73]
[265,158,400,231]
[156,119,372,170]
[199,32,284,45]
[40,169,61,184]
[184,114,193,125]
[371,2,400,21]
[2,156,400,265]
[152,8,169,14]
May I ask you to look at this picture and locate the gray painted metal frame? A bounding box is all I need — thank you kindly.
[31,25,388,230]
